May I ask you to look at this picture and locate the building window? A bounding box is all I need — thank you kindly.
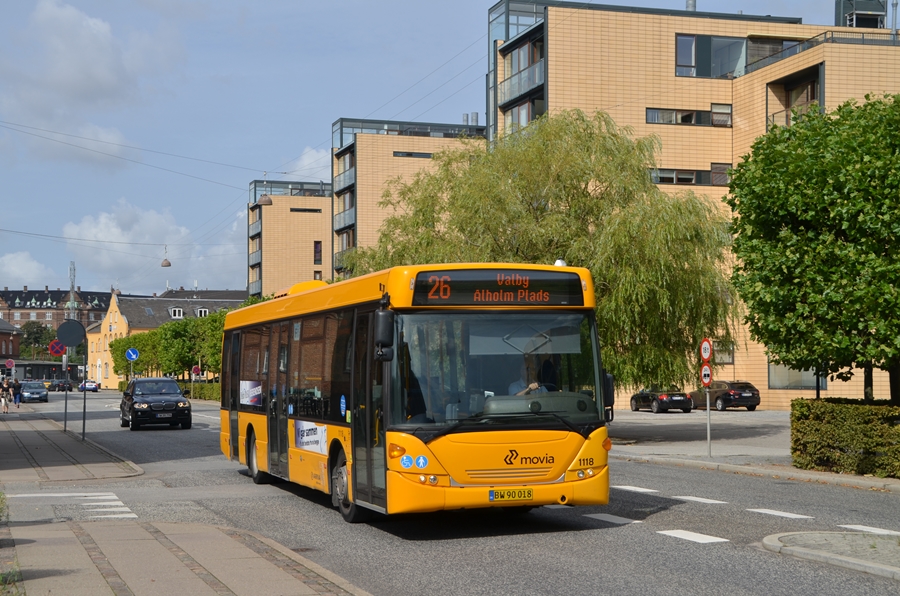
[89,313,95,321]
[314,271,322,281]
[91,342,94,353]
[768,363,826,390]
[2,341,5,354]
[314,241,322,265]
[651,169,714,185]
[711,104,732,127]
[713,341,734,365]
[646,108,713,126]
[104,362,109,379]
[337,190,355,214]
[45,312,53,320]
[30,312,37,320]
[338,228,355,251]
[171,308,184,319]
[504,99,545,131]
[14,312,21,320]
[676,34,696,76]
[711,163,731,186]
[393,151,433,158]
[197,308,209,318]
[677,35,746,78]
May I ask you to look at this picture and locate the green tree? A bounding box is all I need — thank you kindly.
[110,330,162,379]
[158,318,199,376]
[20,321,54,360]
[727,93,900,404]
[346,110,736,388]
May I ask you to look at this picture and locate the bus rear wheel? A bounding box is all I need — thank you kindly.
[331,450,370,523]
[247,431,268,484]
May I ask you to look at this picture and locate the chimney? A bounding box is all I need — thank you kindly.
[686,0,696,10]
[77,286,81,292]
[471,112,479,126]
[153,293,157,297]
[23,286,27,291]
[463,113,469,125]
[45,286,49,292]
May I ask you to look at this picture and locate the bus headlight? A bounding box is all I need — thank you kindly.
[577,470,585,479]
[429,475,438,485]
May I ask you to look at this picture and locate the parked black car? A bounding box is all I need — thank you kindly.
[690,380,761,411]
[48,380,73,391]
[629,385,693,413]
[120,377,192,430]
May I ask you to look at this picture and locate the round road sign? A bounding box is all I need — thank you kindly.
[125,348,140,362]
[48,339,66,357]
[700,363,712,387]
[700,338,713,362]
[5,359,13,369]
[57,320,86,347]
[192,365,201,375]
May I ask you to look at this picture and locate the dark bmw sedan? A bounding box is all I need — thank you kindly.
[120,378,191,430]
[630,385,693,413]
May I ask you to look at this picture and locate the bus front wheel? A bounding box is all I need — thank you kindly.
[331,450,370,523]
[247,431,268,484]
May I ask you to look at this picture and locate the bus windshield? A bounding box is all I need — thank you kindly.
[390,311,602,437]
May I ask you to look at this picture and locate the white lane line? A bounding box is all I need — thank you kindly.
[78,496,121,500]
[544,505,572,509]
[658,530,729,544]
[584,513,642,525]
[81,501,125,507]
[84,507,132,512]
[747,508,812,519]
[90,513,138,519]
[8,493,115,498]
[839,525,900,536]
[193,414,220,420]
[673,496,728,504]
[611,485,659,493]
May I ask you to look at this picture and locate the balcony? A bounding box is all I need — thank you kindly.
[249,220,261,237]
[249,250,261,266]
[767,102,816,128]
[742,30,900,77]
[333,248,354,271]
[333,207,356,231]
[249,280,262,296]
[333,167,355,193]
[498,60,544,106]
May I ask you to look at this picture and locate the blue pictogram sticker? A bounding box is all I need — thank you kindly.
[400,455,413,469]
[415,455,428,469]
[340,395,346,416]
[489,490,496,501]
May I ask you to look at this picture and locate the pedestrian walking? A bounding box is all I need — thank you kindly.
[1,378,10,414]
[13,378,21,408]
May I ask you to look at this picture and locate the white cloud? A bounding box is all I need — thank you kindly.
[0,252,56,288]
[284,147,331,183]
[62,199,245,294]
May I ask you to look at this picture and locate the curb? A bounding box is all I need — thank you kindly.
[233,527,374,596]
[609,453,900,493]
[40,412,145,479]
[763,532,900,581]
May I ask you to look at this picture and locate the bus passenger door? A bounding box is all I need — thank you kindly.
[228,331,241,459]
[352,312,387,510]
[267,322,290,478]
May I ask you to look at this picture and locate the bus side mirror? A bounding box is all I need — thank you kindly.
[374,310,394,361]
[602,370,615,422]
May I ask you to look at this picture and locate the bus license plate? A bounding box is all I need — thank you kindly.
[489,489,533,502]
[156,413,172,418]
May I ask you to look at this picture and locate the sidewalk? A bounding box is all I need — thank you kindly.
[0,404,372,596]
[608,410,900,581]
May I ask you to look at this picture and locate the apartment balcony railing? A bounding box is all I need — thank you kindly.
[249,250,262,266]
[498,59,544,106]
[742,30,900,77]
[333,206,356,231]
[333,167,356,193]
[767,102,816,128]
[249,220,261,237]
[249,280,262,296]
[333,248,353,271]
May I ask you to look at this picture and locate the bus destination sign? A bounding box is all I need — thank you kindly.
[412,269,585,306]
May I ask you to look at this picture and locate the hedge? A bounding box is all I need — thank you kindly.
[177,382,221,401]
[791,398,900,479]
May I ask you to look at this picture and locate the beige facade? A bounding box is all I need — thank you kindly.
[331,119,486,275]
[489,2,900,409]
[248,180,332,298]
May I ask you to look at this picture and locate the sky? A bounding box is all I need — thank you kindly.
[0,1,856,295]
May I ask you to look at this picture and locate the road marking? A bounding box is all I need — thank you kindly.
[673,496,727,504]
[91,513,138,519]
[78,495,121,500]
[8,492,115,498]
[84,507,132,512]
[584,513,642,525]
[658,530,729,543]
[543,504,572,509]
[747,508,812,519]
[82,501,125,507]
[839,525,900,536]
[611,485,659,493]
[193,414,220,420]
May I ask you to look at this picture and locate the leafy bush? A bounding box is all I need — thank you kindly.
[118,380,127,392]
[792,398,900,478]
[177,382,221,401]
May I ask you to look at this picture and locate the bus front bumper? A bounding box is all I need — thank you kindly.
[385,466,609,515]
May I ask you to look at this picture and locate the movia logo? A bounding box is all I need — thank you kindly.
[504,449,555,465]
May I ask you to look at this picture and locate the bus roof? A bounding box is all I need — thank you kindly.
[225,263,595,330]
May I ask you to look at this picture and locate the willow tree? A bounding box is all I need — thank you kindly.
[345,110,735,388]
[728,94,900,404]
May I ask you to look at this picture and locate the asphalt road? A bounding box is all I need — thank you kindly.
[19,391,900,595]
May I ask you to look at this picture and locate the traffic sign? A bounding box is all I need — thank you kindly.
[125,348,140,362]
[57,320,86,347]
[192,365,201,375]
[700,338,712,362]
[48,339,66,357]
[4,359,13,369]
[700,363,712,387]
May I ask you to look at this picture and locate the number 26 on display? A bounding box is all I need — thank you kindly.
[428,275,452,300]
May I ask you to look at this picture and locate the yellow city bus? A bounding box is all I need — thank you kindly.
[220,263,614,522]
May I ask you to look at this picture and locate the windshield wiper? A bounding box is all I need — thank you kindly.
[424,415,492,443]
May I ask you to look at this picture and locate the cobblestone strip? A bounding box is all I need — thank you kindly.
[0,421,49,481]
[139,523,235,596]
[223,528,350,595]
[67,522,134,596]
